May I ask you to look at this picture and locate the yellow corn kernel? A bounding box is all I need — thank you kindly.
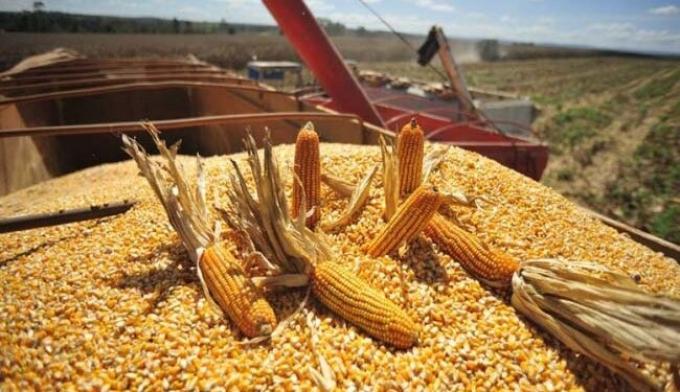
[424,213,519,287]
[365,185,443,257]
[311,261,419,349]
[292,122,321,228]
[397,118,425,197]
[200,242,277,337]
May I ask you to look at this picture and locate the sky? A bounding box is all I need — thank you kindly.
[2,0,680,54]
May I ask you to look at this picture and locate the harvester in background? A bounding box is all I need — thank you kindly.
[265,0,548,181]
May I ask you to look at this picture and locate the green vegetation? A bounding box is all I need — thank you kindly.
[633,69,680,100]
[651,206,680,243]
[602,93,630,114]
[545,107,612,150]
[605,123,680,243]
[532,94,564,107]
[555,167,575,181]
[666,100,680,121]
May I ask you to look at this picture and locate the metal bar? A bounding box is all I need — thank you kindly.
[439,140,546,148]
[0,68,227,85]
[467,86,523,100]
[0,76,256,96]
[384,111,419,127]
[584,208,680,262]
[0,81,274,105]
[0,200,136,233]
[262,0,385,128]
[0,112,362,138]
[8,62,213,77]
[434,26,474,114]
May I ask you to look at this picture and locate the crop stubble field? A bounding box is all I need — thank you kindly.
[0,33,678,244]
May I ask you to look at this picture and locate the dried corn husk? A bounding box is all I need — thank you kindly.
[322,164,378,231]
[379,135,399,221]
[321,172,355,197]
[222,130,332,275]
[122,123,222,315]
[512,258,680,391]
[122,122,213,262]
[422,145,450,184]
[252,274,309,289]
[219,130,342,375]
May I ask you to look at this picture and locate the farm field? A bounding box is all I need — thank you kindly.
[0,33,678,244]
[0,32,418,71]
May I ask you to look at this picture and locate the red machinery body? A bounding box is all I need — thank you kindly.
[262,0,384,127]
[304,87,548,180]
[263,0,548,180]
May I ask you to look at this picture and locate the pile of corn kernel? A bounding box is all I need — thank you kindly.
[1,143,678,390]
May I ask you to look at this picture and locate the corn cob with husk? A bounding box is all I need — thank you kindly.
[366,184,444,257]
[200,243,277,337]
[122,123,276,339]
[381,123,680,390]
[292,122,321,228]
[397,118,425,197]
[424,213,519,288]
[512,259,680,391]
[221,129,419,349]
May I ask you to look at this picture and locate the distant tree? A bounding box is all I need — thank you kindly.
[30,2,47,31]
[16,12,30,31]
[182,20,192,33]
[0,9,279,34]
[477,39,500,61]
[317,17,346,36]
[357,26,367,36]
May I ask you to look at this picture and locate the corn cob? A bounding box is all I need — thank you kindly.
[292,122,321,228]
[366,185,443,257]
[200,242,277,338]
[397,118,425,197]
[310,261,418,349]
[424,213,519,287]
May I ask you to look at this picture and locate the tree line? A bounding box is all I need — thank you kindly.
[0,11,275,34]
[0,10,399,38]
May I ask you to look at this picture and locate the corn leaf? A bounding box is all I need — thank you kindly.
[379,135,399,221]
[321,172,355,197]
[222,130,333,276]
[322,164,378,231]
[422,145,450,184]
